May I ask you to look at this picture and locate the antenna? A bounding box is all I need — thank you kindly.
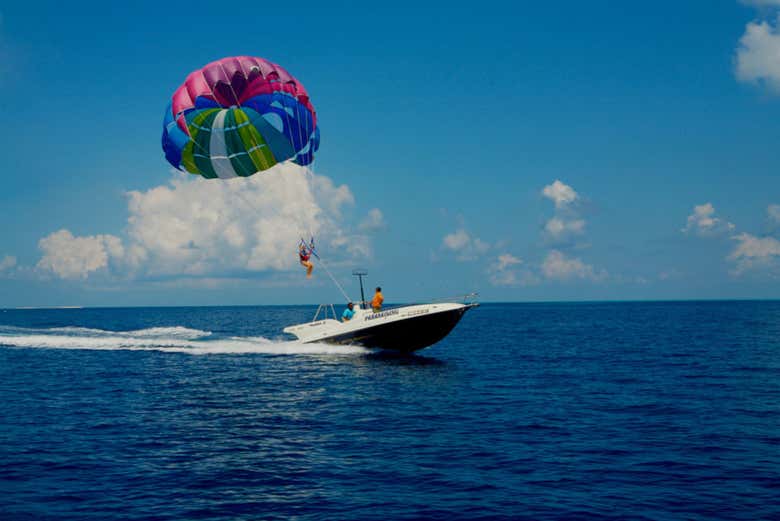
[352,269,368,308]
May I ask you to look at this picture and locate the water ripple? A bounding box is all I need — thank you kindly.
[0,302,778,519]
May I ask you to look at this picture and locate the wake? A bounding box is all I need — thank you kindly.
[0,325,371,356]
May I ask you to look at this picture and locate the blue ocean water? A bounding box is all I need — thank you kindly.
[0,301,778,520]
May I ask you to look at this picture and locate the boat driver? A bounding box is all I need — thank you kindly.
[342,302,355,322]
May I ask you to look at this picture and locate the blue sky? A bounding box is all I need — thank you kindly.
[1,0,780,306]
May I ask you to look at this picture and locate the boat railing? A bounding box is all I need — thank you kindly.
[372,292,480,310]
[312,303,339,321]
[312,293,478,320]
[430,292,479,305]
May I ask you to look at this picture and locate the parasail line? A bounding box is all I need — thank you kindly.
[229,182,352,304]
[162,57,344,299]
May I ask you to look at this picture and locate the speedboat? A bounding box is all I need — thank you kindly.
[283,296,478,353]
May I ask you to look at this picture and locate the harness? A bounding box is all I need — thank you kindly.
[299,237,318,261]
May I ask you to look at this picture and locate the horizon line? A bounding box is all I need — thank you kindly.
[3,297,779,310]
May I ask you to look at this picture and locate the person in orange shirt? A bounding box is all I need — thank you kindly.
[371,287,384,312]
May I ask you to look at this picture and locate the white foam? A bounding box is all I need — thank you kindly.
[0,326,371,356]
[46,325,212,339]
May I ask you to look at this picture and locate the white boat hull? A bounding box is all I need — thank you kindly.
[283,302,477,353]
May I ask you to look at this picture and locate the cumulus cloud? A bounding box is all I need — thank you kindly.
[36,165,371,281]
[127,165,359,276]
[0,255,16,271]
[542,180,578,209]
[679,202,780,276]
[541,180,587,245]
[359,208,386,232]
[128,164,354,276]
[544,217,586,239]
[443,229,469,250]
[681,203,735,236]
[768,204,780,224]
[740,1,780,7]
[331,231,372,261]
[735,12,780,92]
[442,229,490,261]
[541,250,606,281]
[728,232,780,274]
[532,180,607,281]
[37,230,124,280]
[488,253,539,286]
[311,174,354,218]
[495,253,522,271]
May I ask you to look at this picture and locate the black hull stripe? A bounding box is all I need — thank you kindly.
[313,307,473,353]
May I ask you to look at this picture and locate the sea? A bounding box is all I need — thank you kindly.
[0,301,778,520]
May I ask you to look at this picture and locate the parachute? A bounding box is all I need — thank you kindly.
[159,56,350,292]
[161,56,320,179]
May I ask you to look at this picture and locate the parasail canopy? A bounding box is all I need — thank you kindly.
[162,56,319,179]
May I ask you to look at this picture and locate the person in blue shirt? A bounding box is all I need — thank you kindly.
[342,302,355,322]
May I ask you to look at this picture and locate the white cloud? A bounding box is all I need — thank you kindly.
[728,232,780,274]
[37,230,123,280]
[542,180,578,208]
[544,217,586,239]
[681,203,735,236]
[541,250,606,281]
[442,229,489,261]
[541,180,588,247]
[495,253,522,271]
[359,208,386,232]
[537,180,606,281]
[36,165,370,281]
[443,229,470,250]
[0,255,16,271]
[735,15,780,92]
[127,165,360,277]
[740,1,780,7]
[768,204,780,223]
[311,174,354,218]
[488,253,539,286]
[331,231,372,261]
